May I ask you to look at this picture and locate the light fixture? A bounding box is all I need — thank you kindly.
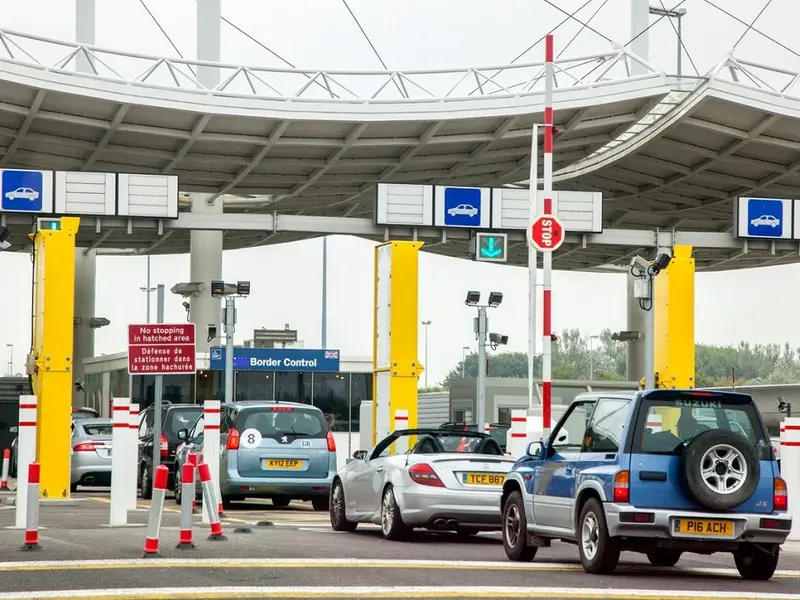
[487,292,503,307]
[465,291,481,306]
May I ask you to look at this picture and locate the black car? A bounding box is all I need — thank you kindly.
[137,402,203,499]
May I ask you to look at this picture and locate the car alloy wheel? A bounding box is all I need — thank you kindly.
[504,501,522,549]
[381,489,394,536]
[581,511,600,561]
[700,443,747,496]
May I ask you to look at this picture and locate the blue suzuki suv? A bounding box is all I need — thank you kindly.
[501,389,790,580]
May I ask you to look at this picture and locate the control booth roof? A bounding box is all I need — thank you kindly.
[2,30,800,271]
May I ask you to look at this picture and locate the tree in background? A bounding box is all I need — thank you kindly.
[439,329,800,388]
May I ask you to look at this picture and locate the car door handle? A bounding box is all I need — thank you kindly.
[376,467,384,473]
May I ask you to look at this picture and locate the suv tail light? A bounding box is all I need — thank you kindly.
[326,431,336,452]
[774,477,788,511]
[73,442,100,452]
[227,428,240,450]
[409,463,444,487]
[159,434,168,458]
[614,470,630,503]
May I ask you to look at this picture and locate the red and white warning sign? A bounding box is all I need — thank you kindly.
[128,324,196,375]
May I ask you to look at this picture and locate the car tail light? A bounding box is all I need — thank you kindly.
[73,442,99,452]
[159,434,168,458]
[270,406,294,412]
[689,391,714,397]
[774,477,788,511]
[326,431,336,452]
[408,463,444,487]
[614,470,630,503]
[227,428,240,450]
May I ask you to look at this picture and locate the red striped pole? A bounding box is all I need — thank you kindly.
[198,462,226,541]
[0,448,9,490]
[541,34,555,439]
[176,461,196,549]
[141,464,169,558]
[187,452,198,513]
[20,462,41,551]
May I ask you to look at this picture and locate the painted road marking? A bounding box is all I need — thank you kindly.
[0,558,796,580]
[0,586,799,599]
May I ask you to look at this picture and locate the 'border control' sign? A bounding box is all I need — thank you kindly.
[128,323,197,375]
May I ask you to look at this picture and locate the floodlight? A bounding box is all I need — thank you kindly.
[210,280,226,297]
[89,317,111,329]
[487,292,503,307]
[465,291,480,306]
[171,282,205,297]
[489,333,508,346]
[237,281,251,296]
[611,330,642,342]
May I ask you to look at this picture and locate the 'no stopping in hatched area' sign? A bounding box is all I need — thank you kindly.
[128,324,196,375]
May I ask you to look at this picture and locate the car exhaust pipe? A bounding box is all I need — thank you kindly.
[446,519,459,529]
[433,518,447,528]
[83,476,94,485]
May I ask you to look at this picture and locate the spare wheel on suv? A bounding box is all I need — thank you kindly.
[681,429,760,510]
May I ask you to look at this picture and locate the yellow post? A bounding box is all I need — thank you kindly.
[30,217,80,498]
[653,244,695,432]
[372,241,423,450]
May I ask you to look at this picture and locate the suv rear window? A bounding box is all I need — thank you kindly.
[236,406,327,439]
[633,392,771,459]
[165,408,203,437]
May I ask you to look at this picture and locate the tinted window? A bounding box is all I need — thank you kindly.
[82,423,112,436]
[236,406,327,439]
[634,393,770,459]
[138,410,154,438]
[584,398,630,453]
[165,408,203,437]
[552,401,595,452]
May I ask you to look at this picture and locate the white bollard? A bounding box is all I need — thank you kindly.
[782,417,800,541]
[109,397,130,526]
[127,402,139,511]
[394,409,409,454]
[508,409,528,458]
[14,395,37,530]
[526,411,543,446]
[202,400,221,523]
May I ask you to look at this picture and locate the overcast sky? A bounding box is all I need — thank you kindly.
[2,0,800,385]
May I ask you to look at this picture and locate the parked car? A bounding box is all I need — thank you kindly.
[70,418,113,492]
[174,401,336,511]
[501,389,790,580]
[331,428,515,539]
[137,402,203,499]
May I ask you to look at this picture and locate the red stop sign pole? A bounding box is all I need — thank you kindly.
[528,214,565,252]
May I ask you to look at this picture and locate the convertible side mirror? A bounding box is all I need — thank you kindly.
[526,440,546,458]
[353,450,367,460]
[9,426,18,434]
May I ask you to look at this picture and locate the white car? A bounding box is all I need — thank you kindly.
[750,214,779,228]
[447,203,478,218]
[4,187,39,202]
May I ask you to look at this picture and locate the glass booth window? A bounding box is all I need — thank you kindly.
[313,373,349,431]
[497,408,512,425]
[236,371,275,401]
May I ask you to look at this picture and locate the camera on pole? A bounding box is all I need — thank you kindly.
[0,225,10,251]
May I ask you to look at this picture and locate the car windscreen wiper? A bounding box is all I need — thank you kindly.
[277,431,311,437]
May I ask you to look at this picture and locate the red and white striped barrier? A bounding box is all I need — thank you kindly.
[109,397,130,526]
[508,410,528,458]
[15,395,37,530]
[127,402,139,511]
[20,462,41,551]
[1,448,10,490]
[187,452,198,513]
[198,462,226,541]
[176,461,196,549]
[141,464,169,558]
[202,400,222,521]
[645,413,663,433]
[782,418,800,540]
[394,409,409,454]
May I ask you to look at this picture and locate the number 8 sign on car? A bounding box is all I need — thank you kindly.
[529,214,565,252]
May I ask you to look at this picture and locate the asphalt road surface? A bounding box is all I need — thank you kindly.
[0,488,799,599]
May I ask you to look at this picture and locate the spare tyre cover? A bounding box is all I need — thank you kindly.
[681,429,760,511]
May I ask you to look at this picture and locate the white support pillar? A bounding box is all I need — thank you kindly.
[197,0,221,88]
[626,271,646,383]
[202,400,221,523]
[109,397,130,526]
[14,395,37,529]
[508,410,528,459]
[526,410,543,445]
[73,249,97,406]
[189,195,223,353]
[783,418,800,540]
[75,0,95,73]
[630,0,650,76]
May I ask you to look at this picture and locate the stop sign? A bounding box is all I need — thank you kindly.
[529,214,565,251]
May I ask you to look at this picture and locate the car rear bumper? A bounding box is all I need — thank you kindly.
[71,463,112,486]
[222,474,332,499]
[604,502,792,546]
[396,485,502,528]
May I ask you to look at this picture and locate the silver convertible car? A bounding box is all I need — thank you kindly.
[330,428,515,540]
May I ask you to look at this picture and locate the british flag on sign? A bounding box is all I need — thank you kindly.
[324,350,339,359]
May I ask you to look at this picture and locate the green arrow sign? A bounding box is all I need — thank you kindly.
[475,233,508,263]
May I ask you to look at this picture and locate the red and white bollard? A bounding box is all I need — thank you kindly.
[186,453,198,513]
[176,461,196,549]
[141,465,169,558]
[0,448,10,490]
[198,463,226,541]
[20,462,41,551]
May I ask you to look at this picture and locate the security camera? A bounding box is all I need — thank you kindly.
[649,252,672,275]
[778,396,791,416]
[0,225,10,251]
[630,255,651,274]
[74,380,85,392]
[207,324,218,343]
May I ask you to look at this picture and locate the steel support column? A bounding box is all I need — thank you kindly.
[630,0,650,76]
[73,249,96,406]
[197,0,221,88]
[75,0,95,73]
[625,271,646,382]
[189,194,223,353]
[372,241,423,450]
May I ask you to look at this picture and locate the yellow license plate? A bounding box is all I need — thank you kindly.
[265,459,302,469]
[463,473,505,486]
[674,518,734,537]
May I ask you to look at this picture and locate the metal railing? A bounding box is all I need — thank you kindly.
[0,28,663,103]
